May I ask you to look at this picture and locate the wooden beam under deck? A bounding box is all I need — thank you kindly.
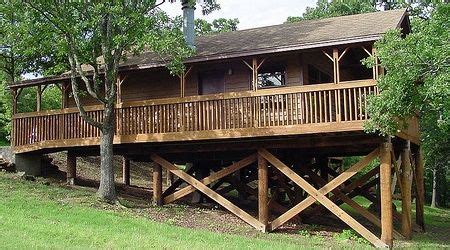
[13,121,368,154]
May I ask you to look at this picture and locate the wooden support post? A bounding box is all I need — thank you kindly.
[258,153,269,232]
[414,148,425,231]
[61,83,69,109]
[179,66,192,98]
[11,89,19,115]
[380,141,393,247]
[318,157,329,186]
[10,88,21,147]
[116,75,122,104]
[116,74,127,104]
[67,152,77,185]
[166,169,174,186]
[179,73,185,98]
[60,83,65,109]
[372,47,379,80]
[243,58,264,91]
[122,156,130,186]
[36,85,42,112]
[252,58,258,91]
[152,162,163,206]
[333,48,340,84]
[401,141,413,239]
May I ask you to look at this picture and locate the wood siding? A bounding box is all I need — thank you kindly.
[66,54,311,106]
[121,69,180,102]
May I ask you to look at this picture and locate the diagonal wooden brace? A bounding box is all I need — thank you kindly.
[302,166,404,240]
[267,148,379,230]
[151,153,265,231]
[163,154,257,204]
[162,164,197,198]
[259,148,388,248]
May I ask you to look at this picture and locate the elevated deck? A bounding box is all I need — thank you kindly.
[12,80,418,154]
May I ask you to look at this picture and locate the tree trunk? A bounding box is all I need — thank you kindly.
[97,122,117,203]
[431,168,437,208]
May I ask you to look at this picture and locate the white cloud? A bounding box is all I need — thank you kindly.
[159,0,317,30]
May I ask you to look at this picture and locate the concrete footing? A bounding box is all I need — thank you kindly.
[15,153,42,176]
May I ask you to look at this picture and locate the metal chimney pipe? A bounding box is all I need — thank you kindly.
[182,0,195,49]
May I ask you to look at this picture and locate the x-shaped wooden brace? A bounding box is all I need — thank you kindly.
[161,154,257,204]
[308,164,379,213]
[150,153,265,231]
[258,148,388,248]
[299,164,404,240]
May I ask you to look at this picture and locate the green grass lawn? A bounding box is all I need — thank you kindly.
[0,172,448,249]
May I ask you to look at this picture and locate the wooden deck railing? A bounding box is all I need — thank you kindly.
[12,80,378,150]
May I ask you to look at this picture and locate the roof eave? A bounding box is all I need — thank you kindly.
[120,34,382,71]
[10,34,382,89]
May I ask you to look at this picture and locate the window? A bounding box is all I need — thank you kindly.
[258,67,286,88]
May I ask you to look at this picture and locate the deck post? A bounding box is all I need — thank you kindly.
[258,152,269,232]
[401,141,412,239]
[122,156,130,186]
[116,74,123,104]
[414,148,425,231]
[11,88,20,115]
[36,85,42,112]
[152,162,163,206]
[60,83,65,109]
[332,48,340,84]
[179,66,192,98]
[380,141,393,247]
[166,169,174,186]
[67,152,77,185]
[318,157,329,190]
[318,157,330,199]
[372,47,380,80]
[60,82,69,109]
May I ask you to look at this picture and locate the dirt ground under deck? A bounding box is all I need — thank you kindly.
[41,152,443,247]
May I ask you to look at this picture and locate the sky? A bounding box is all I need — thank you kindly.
[159,0,318,30]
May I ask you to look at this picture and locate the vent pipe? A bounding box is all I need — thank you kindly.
[182,0,195,49]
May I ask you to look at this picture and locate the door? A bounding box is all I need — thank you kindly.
[199,70,225,95]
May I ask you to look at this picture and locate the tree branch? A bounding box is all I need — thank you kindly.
[24,2,68,35]
[67,36,107,104]
[67,51,103,129]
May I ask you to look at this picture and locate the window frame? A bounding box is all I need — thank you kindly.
[257,66,287,89]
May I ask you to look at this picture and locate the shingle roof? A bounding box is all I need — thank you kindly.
[121,9,407,68]
[11,9,407,88]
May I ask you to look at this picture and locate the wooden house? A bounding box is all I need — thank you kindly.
[9,9,423,247]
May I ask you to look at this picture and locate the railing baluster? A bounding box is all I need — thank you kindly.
[12,81,379,150]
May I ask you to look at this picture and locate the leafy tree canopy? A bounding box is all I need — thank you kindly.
[195,18,239,35]
[286,0,376,23]
[364,3,449,169]
[11,0,208,202]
